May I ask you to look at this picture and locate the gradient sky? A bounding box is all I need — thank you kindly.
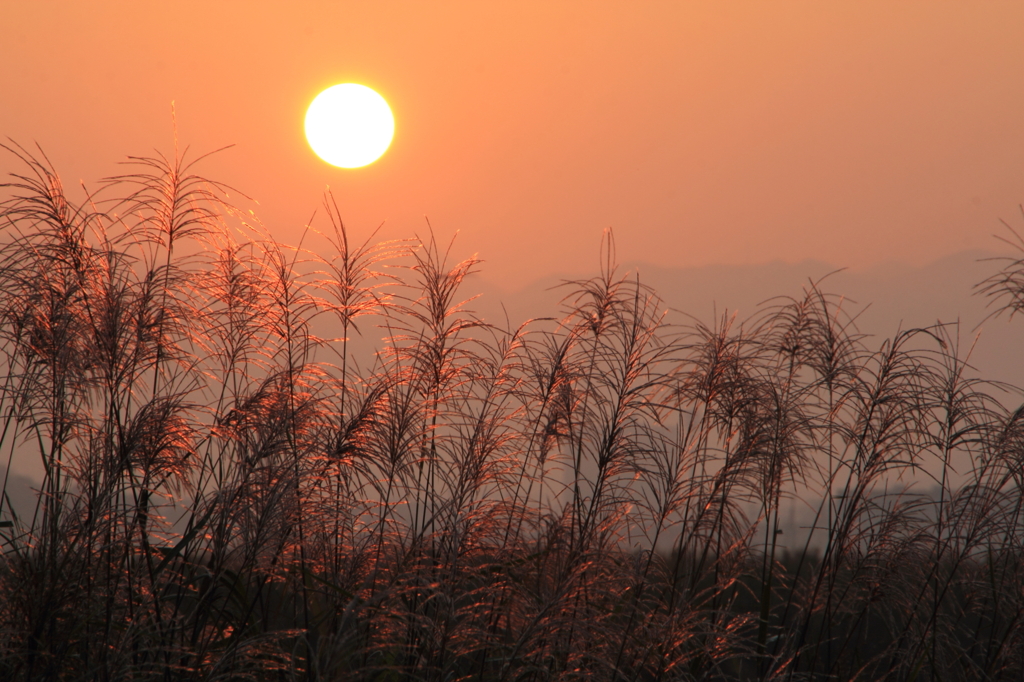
[3,1,1024,287]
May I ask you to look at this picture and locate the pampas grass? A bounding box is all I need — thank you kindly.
[2,142,1023,681]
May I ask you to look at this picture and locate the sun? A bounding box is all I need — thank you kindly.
[305,84,394,168]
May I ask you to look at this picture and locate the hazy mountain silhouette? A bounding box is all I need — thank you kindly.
[472,248,1024,393]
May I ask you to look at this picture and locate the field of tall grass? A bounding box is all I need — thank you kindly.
[1,143,1023,681]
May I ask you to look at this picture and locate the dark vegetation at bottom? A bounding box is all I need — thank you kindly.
[1,142,1023,680]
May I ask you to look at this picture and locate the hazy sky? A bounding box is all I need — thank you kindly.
[3,1,1024,287]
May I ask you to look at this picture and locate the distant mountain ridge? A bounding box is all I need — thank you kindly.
[472,248,1024,390]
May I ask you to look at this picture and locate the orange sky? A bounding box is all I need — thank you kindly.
[3,1,1024,287]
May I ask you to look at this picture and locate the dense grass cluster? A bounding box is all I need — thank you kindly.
[1,144,1023,681]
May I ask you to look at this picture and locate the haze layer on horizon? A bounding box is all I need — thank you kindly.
[3,1,1024,289]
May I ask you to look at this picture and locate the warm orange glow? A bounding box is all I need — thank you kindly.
[5,3,1024,287]
[305,84,394,168]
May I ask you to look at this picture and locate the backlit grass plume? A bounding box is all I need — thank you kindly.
[1,142,1023,681]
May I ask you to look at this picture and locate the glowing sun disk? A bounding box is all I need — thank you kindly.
[305,84,394,168]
